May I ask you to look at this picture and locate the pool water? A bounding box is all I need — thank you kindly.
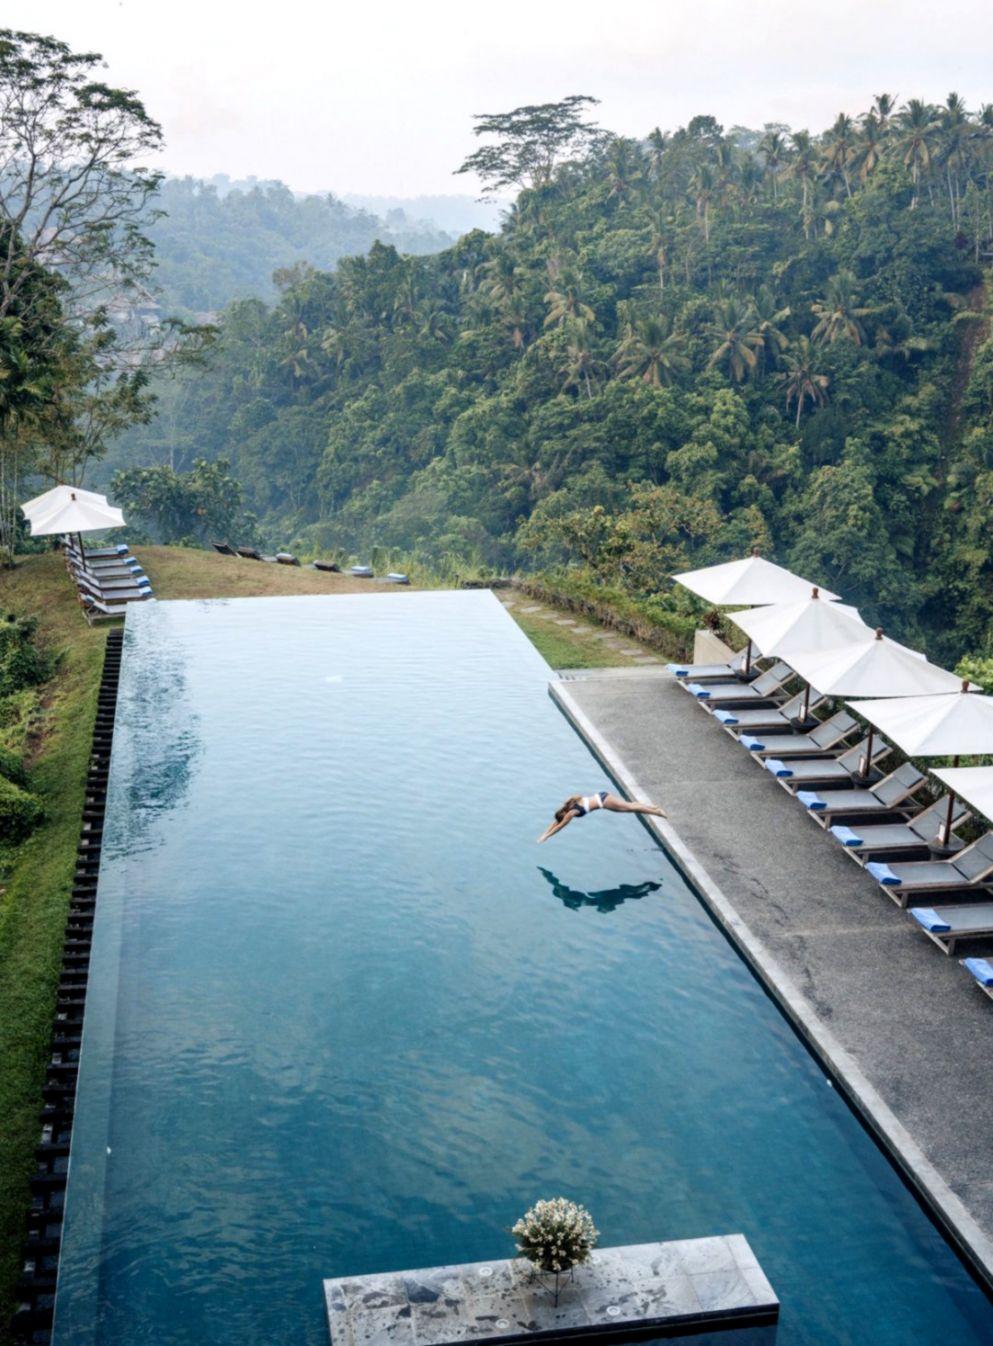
[54,592,993,1346]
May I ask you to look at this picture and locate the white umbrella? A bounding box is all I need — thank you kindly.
[22,483,108,524]
[788,628,968,776]
[673,552,840,673]
[28,489,125,540]
[849,690,993,844]
[673,554,840,605]
[731,587,865,658]
[933,766,993,829]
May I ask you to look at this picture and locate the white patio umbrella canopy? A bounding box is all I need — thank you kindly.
[846,689,993,758]
[933,767,993,827]
[673,554,840,606]
[787,632,964,699]
[28,490,125,536]
[730,589,865,658]
[22,483,108,524]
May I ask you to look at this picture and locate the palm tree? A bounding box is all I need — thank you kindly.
[854,111,886,182]
[872,93,898,129]
[810,271,873,346]
[603,137,643,202]
[646,127,669,178]
[481,252,529,349]
[759,129,788,202]
[643,207,671,292]
[788,131,818,237]
[560,319,600,400]
[895,99,938,207]
[822,113,856,198]
[751,286,791,371]
[780,338,829,429]
[614,314,688,386]
[544,268,595,329]
[938,92,971,225]
[689,163,716,243]
[707,299,763,382]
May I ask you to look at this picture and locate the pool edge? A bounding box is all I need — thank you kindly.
[548,675,993,1298]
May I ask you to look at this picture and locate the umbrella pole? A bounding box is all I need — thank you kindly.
[744,639,752,675]
[940,755,960,848]
[858,726,875,782]
[797,682,811,727]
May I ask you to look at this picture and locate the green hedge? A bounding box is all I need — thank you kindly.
[0,775,44,844]
[0,747,28,789]
[519,571,696,658]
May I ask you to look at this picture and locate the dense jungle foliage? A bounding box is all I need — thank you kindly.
[106,96,993,662]
[147,177,454,313]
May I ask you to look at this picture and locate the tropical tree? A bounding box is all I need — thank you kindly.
[759,129,788,201]
[810,271,873,346]
[822,112,857,197]
[895,99,938,207]
[788,130,818,237]
[707,299,762,382]
[456,95,603,194]
[614,314,688,386]
[751,287,791,371]
[559,319,600,399]
[544,268,595,329]
[780,338,829,428]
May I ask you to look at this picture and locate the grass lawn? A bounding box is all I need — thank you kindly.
[0,546,659,1332]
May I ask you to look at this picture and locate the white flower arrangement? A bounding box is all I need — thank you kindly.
[511,1197,599,1274]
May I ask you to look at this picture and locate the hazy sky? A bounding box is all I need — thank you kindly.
[11,1,993,197]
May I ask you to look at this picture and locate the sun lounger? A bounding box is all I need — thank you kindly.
[666,649,756,681]
[72,565,151,593]
[212,541,238,556]
[313,559,341,573]
[68,555,146,580]
[385,572,410,584]
[276,552,300,566]
[716,690,827,733]
[77,594,125,624]
[768,736,891,787]
[796,762,926,827]
[237,546,266,561]
[684,661,793,706]
[961,957,993,999]
[74,572,151,604]
[351,565,373,578]
[65,540,129,559]
[909,905,993,953]
[829,798,970,857]
[66,543,139,568]
[740,710,857,758]
[865,833,993,906]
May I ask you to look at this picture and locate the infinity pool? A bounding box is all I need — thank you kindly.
[54,592,992,1345]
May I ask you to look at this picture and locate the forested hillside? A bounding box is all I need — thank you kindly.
[109,96,993,663]
[146,177,454,313]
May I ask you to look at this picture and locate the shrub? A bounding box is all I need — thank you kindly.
[0,774,44,844]
[0,745,29,788]
[0,615,55,697]
[511,1197,598,1274]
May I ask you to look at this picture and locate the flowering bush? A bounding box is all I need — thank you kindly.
[511,1197,598,1274]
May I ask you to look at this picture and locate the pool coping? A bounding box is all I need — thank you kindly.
[549,676,993,1296]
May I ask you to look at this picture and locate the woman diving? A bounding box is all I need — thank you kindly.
[536,790,666,843]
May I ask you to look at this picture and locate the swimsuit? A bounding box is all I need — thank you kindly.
[574,791,608,817]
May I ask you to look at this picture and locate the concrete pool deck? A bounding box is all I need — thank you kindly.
[551,667,993,1291]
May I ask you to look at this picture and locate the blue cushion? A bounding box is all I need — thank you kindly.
[666,664,689,677]
[830,825,863,847]
[867,861,901,886]
[686,683,710,698]
[740,735,765,751]
[764,758,792,778]
[963,957,993,987]
[910,907,951,933]
[797,791,825,810]
[713,710,738,725]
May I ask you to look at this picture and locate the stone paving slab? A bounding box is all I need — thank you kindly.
[325,1238,777,1346]
[553,670,993,1287]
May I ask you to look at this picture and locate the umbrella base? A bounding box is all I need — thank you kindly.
[790,716,820,732]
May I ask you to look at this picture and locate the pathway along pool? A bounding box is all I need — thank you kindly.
[54,592,992,1346]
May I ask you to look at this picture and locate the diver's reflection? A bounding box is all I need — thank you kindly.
[538,867,662,913]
